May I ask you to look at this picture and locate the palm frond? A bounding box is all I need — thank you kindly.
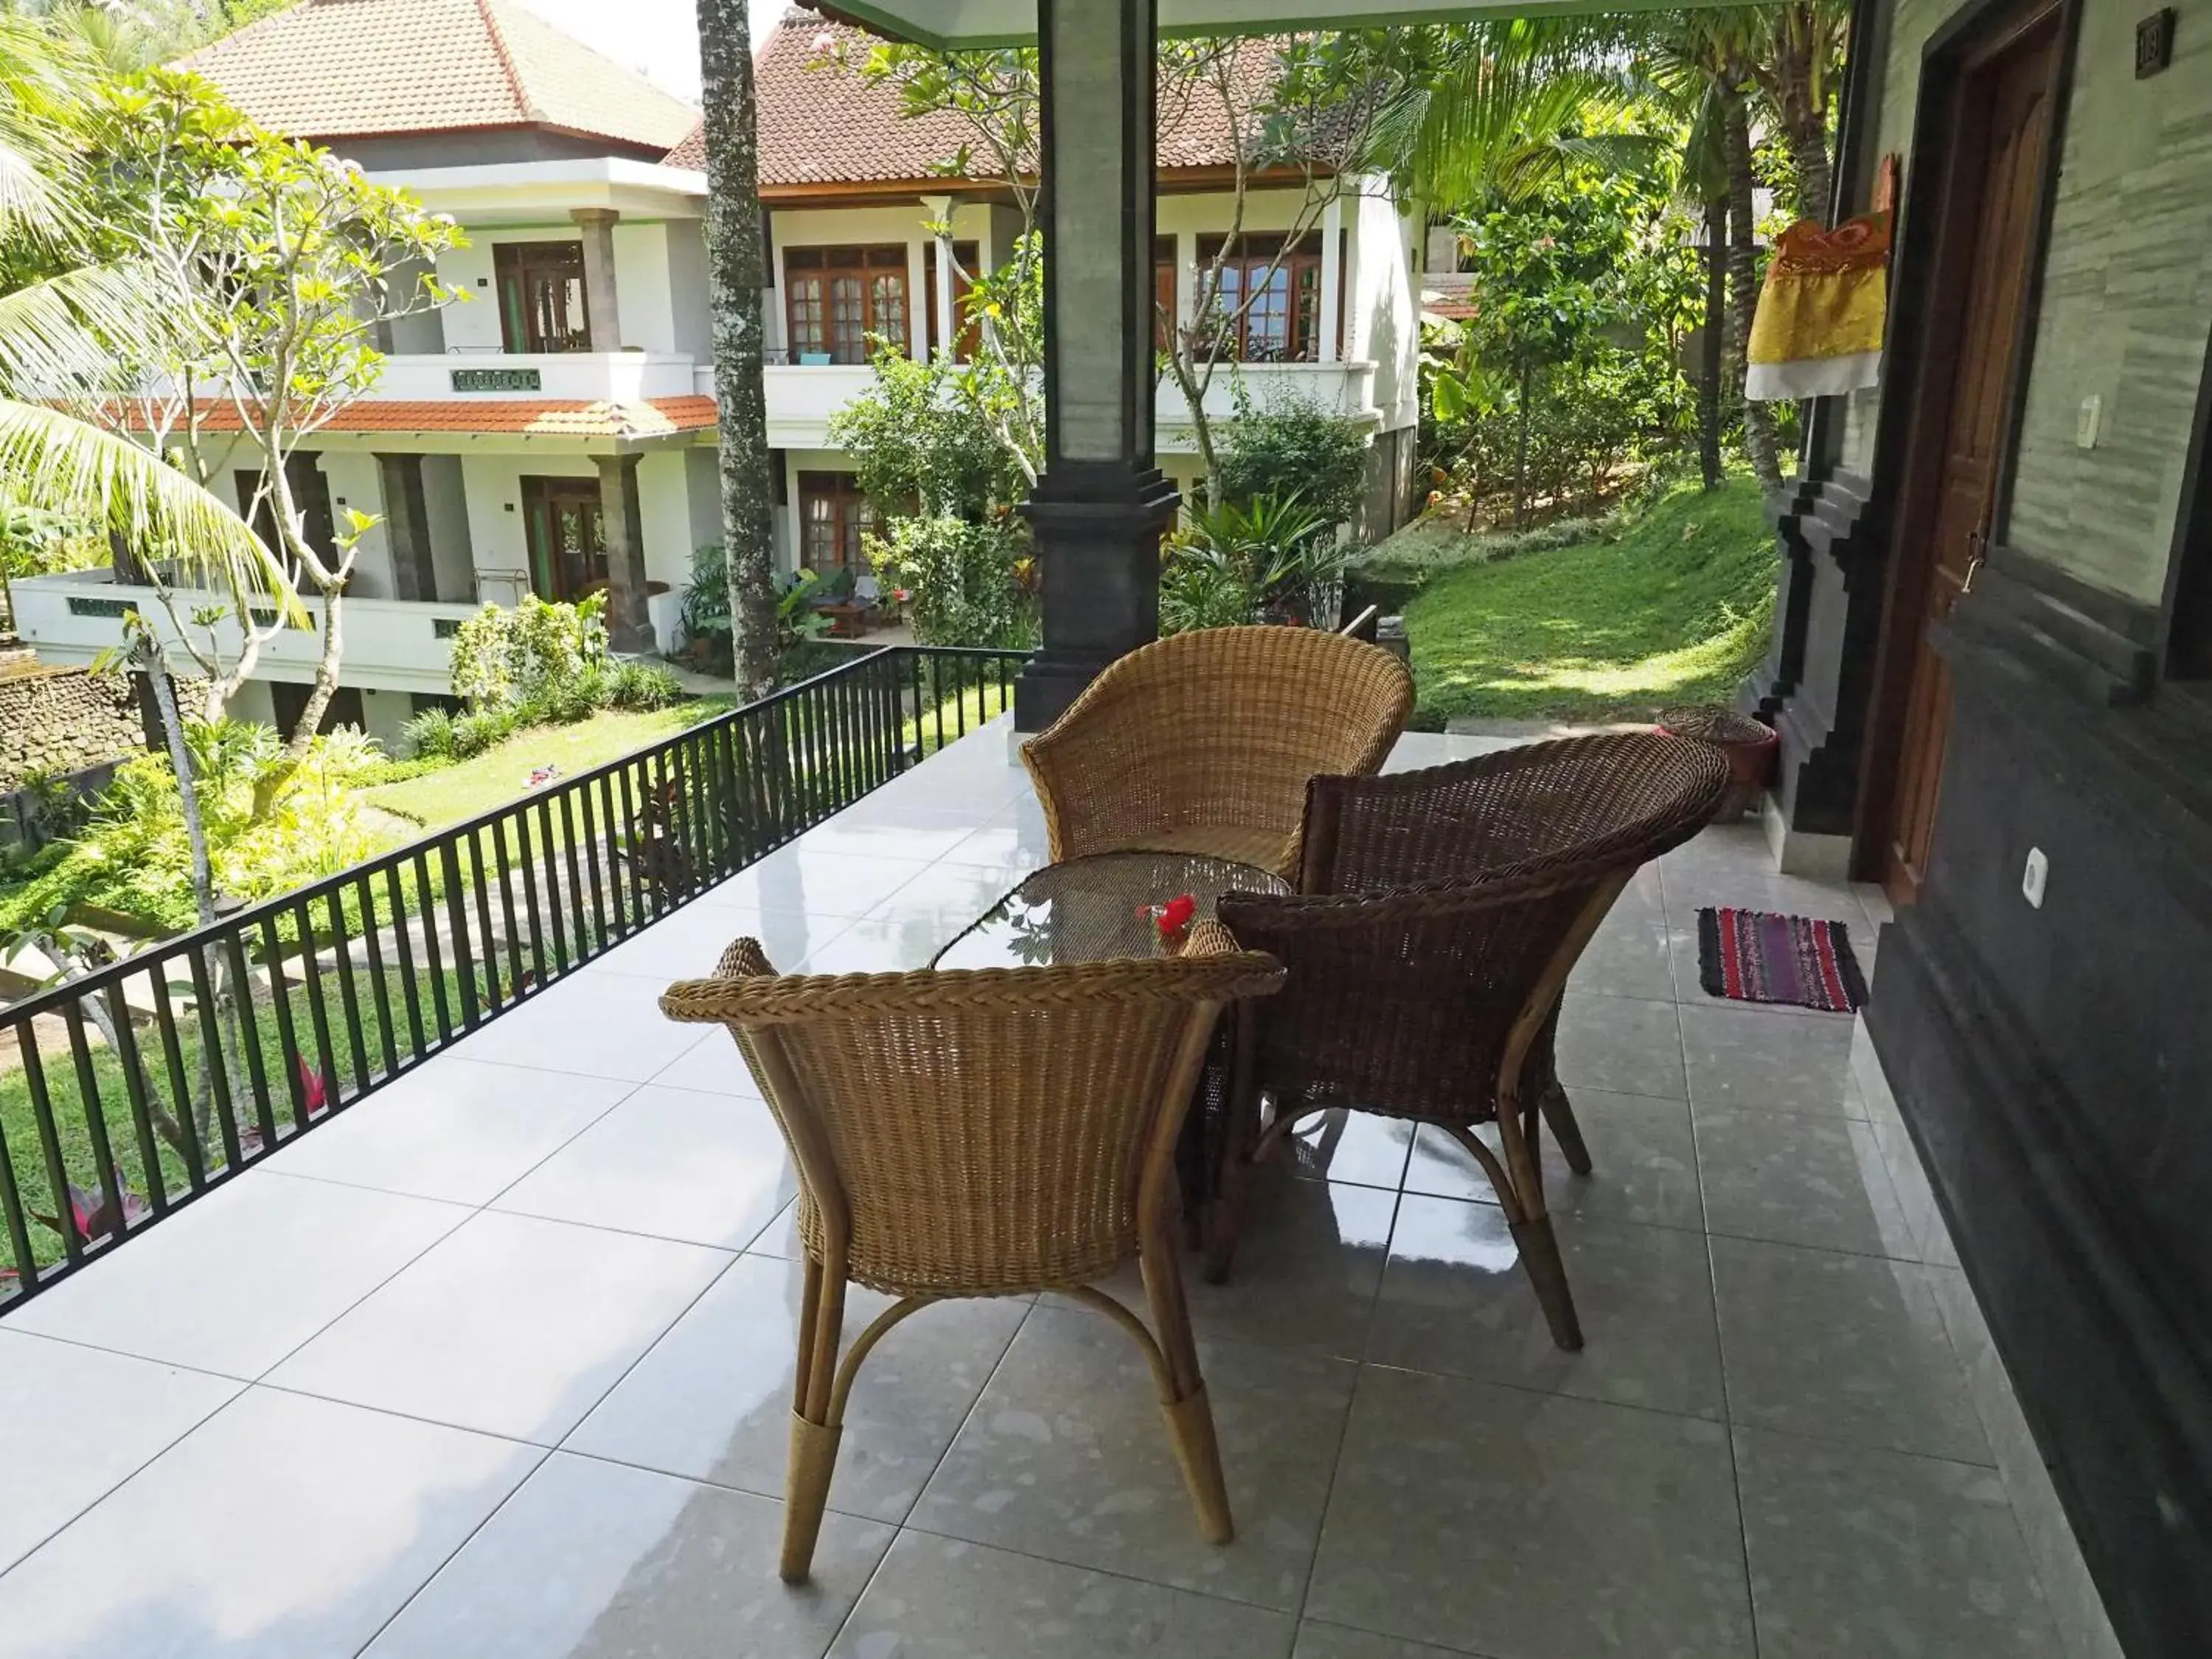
[0,399,301,617]
[0,261,177,394]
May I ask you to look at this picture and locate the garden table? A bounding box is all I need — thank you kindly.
[933,850,1292,1253]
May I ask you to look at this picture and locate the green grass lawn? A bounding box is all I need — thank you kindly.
[365,700,733,833]
[1403,474,1778,725]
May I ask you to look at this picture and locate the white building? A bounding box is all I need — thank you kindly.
[10,1,1422,742]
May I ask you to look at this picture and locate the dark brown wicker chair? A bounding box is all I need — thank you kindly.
[1020,625,1415,881]
[660,923,1283,1581]
[1214,735,1728,1349]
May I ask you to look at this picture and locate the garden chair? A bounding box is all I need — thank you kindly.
[659,925,1284,1582]
[1213,735,1728,1347]
[1020,625,1414,882]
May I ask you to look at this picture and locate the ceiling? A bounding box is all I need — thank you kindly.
[815,0,1707,49]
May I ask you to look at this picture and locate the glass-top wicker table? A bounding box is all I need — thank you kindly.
[933,851,1293,1253]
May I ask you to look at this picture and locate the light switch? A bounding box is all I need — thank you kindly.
[2076,394,2102,448]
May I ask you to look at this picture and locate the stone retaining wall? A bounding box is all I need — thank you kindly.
[0,665,146,789]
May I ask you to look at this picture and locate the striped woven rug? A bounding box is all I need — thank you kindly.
[1696,907,1868,1013]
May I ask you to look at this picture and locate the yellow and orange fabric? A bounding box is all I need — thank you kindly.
[1746,212,1891,401]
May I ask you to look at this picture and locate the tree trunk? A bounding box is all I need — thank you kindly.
[1700,195,1726,490]
[1512,362,1534,529]
[137,635,218,931]
[1720,84,1784,493]
[696,0,779,701]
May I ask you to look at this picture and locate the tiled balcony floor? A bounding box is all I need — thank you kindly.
[0,723,2110,1659]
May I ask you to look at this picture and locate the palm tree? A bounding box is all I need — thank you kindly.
[694,0,779,700]
[0,14,293,926]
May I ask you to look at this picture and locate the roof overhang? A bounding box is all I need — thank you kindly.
[362,158,708,223]
[813,0,1703,49]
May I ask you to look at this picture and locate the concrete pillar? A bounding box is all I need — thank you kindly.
[571,209,624,352]
[1013,0,1178,733]
[922,193,957,361]
[1318,198,1344,365]
[596,453,653,654]
[375,453,434,602]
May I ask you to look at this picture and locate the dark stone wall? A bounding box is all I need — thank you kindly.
[0,667,145,790]
[1865,559,2212,1658]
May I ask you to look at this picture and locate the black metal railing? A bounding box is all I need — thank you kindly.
[0,644,1029,1308]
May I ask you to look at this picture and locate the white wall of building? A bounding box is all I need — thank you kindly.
[1346,178,1420,434]
[611,220,677,353]
[315,452,394,598]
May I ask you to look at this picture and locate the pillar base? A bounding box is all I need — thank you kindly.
[1014,462,1179,733]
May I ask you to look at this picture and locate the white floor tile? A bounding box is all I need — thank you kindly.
[4,1171,465,1378]
[0,1332,242,1573]
[268,1058,630,1206]
[457,970,711,1082]
[266,1211,730,1444]
[0,1387,538,1659]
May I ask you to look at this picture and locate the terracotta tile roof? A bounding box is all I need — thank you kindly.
[182,0,699,153]
[117,397,718,439]
[666,13,1286,186]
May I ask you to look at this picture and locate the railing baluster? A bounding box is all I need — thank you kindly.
[529,798,563,975]
[15,1023,80,1270]
[490,818,527,996]
[291,900,344,1116]
[571,785,606,958]
[147,967,204,1193]
[416,849,454,1043]
[469,827,504,1012]
[324,891,372,1097]
[60,1003,125,1239]
[225,930,278,1155]
[439,838,479,1030]
[357,874,399,1079]
[261,919,309,1131]
[187,942,243,1173]
[102,981,168,1215]
[0,1043,41,1296]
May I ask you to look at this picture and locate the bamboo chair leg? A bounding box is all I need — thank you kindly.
[1202,1010,1264,1285]
[780,1259,846,1583]
[1444,1123,1585,1353]
[1539,1081,1594,1177]
[1510,1211,1584,1351]
[1139,1230,1234,1544]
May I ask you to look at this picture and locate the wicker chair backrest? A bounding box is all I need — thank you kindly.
[1298,733,1729,894]
[1220,869,1606,1122]
[1023,625,1413,865]
[661,933,1283,1296]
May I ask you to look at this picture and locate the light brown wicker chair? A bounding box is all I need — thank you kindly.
[1213,737,1729,1346]
[1020,625,1415,881]
[660,924,1284,1582]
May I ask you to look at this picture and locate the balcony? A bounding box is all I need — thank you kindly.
[0,650,2103,1659]
[10,570,480,697]
[762,355,1384,453]
[372,352,701,404]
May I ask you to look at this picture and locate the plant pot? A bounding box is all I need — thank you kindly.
[1657,705,1778,819]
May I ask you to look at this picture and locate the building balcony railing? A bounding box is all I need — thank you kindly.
[374,351,700,403]
[761,355,1382,452]
[9,571,485,698]
[0,645,1029,1309]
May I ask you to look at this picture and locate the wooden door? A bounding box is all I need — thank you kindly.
[1880,14,2059,905]
[521,477,606,602]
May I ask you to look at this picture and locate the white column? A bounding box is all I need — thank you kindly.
[1318,196,1344,365]
[922,193,956,361]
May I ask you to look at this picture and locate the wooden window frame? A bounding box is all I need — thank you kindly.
[784,246,911,365]
[1196,233,1326,364]
[796,471,877,572]
[493,240,592,354]
[519,475,607,602]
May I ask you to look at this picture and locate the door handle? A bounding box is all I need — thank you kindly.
[1961,529,1989,596]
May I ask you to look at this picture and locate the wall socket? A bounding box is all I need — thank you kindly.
[2076,394,2103,448]
[2023,846,2050,908]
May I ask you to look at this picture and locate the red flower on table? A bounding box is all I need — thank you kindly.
[1157,894,1197,942]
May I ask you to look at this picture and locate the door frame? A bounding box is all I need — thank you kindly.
[518,474,607,602]
[1850,0,2079,877]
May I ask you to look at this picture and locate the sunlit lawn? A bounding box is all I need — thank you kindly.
[1405,474,1778,724]
[364,701,734,833]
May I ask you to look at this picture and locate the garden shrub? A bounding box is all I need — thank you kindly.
[450,594,608,714]
[1216,395,1369,532]
[450,708,521,759]
[608,661,681,711]
[400,706,456,761]
[867,515,1036,647]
